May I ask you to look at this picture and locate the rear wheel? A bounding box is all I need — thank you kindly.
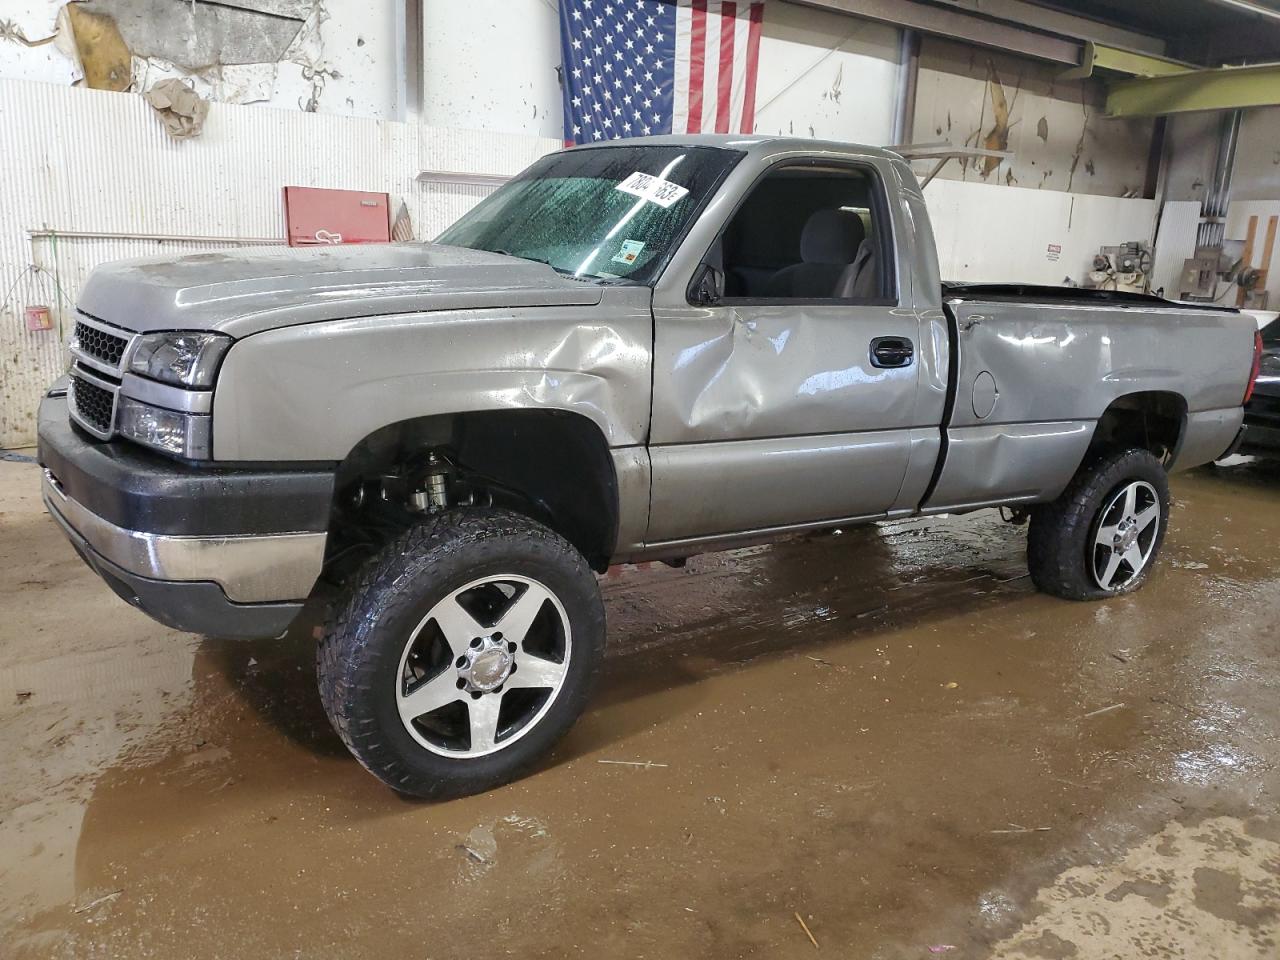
[1027,447,1170,601]
[317,509,606,799]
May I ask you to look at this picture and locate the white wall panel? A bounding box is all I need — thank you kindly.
[752,3,899,144]
[1151,201,1202,300]
[421,0,563,138]
[925,178,1159,285]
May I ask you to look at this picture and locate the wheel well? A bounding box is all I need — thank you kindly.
[1089,392,1187,466]
[325,410,619,575]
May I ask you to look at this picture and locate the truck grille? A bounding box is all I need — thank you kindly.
[69,374,115,433]
[72,320,130,368]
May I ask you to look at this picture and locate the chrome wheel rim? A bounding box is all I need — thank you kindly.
[395,574,572,759]
[1091,480,1161,591]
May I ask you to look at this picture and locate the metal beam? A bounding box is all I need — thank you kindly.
[782,0,1083,66]
[1106,61,1280,117]
[885,142,1016,188]
[1201,0,1280,25]
[1061,41,1193,81]
[941,0,1167,57]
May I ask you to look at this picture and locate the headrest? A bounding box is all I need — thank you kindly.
[800,209,866,265]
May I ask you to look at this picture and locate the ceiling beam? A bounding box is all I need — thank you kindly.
[939,0,1167,57]
[1200,0,1280,25]
[1060,41,1193,81]
[1106,61,1280,117]
[782,0,1083,65]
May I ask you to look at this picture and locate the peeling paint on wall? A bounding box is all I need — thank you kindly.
[912,37,1155,198]
[65,4,130,91]
[0,0,401,119]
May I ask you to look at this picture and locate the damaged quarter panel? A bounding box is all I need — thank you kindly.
[212,285,654,462]
[923,296,1251,510]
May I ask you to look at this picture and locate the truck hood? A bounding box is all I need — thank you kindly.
[77,243,605,338]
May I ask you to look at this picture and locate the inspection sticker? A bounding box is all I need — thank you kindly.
[615,171,689,208]
[612,239,646,265]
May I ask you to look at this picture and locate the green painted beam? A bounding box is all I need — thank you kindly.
[1062,41,1191,81]
[1107,61,1280,116]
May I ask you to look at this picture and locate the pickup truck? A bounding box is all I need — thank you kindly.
[38,135,1261,798]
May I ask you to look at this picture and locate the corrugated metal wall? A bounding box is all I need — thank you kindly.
[0,79,559,448]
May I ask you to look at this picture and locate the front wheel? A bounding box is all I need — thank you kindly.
[1027,447,1171,601]
[317,509,606,799]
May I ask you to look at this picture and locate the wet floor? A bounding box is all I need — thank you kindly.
[1,455,1278,958]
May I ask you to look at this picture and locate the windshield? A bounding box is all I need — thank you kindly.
[436,145,742,283]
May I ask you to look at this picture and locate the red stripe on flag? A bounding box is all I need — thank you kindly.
[740,2,764,134]
[716,2,737,133]
[687,0,708,134]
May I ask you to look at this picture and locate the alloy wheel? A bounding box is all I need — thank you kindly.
[395,575,572,758]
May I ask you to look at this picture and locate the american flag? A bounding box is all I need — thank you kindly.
[558,0,765,146]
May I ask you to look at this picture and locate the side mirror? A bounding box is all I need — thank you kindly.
[691,264,724,305]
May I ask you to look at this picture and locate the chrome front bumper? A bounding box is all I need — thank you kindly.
[42,469,325,604]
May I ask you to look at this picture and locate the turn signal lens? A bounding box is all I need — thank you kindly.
[1244,330,1263,405]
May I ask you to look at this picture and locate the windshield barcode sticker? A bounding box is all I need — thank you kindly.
[615,171,690,208]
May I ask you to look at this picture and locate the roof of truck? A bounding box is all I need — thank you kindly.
[564,134,904,163]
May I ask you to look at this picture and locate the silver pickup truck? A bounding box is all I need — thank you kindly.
[38,135,1262,798]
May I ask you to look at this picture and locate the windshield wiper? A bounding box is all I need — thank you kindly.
[492,249,564,271]
[491,248,610,282]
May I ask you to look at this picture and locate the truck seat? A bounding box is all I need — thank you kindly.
[764,209,876,300]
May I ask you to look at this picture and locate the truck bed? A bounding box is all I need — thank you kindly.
[918,284,1252,514]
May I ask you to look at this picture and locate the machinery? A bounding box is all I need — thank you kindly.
[1087,241,1153,294]
[1178,238,1269,307]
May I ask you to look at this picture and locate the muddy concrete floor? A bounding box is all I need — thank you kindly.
[1,455,1278,959]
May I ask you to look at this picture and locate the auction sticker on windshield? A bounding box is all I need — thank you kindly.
[612,239,645,265]
[615,171,690,208]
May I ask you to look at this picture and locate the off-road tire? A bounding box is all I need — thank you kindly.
[1027,447,1170,601]
[317,508,606,799]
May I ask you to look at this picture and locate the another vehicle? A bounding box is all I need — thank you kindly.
[1240,317,1280,456]
[37,136,1261,798]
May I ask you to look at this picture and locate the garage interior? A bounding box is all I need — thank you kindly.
[1,1,1279,957]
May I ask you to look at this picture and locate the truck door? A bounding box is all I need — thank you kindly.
[646,159,924,544]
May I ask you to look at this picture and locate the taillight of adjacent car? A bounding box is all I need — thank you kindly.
[1244,330,1264,405]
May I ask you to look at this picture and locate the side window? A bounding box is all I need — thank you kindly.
[718,165,893,303]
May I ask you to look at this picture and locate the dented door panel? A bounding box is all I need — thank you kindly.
[651,303,922,442]
[646,301,922,537]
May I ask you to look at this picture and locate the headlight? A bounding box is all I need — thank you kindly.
[128,331,231,388]
[117,396,212,459]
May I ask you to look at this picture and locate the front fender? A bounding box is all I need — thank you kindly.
[211,294,653,462]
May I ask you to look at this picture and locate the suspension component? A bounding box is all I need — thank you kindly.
[409,451,452,513]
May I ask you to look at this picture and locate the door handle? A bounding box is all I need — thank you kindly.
[870,336,914,368]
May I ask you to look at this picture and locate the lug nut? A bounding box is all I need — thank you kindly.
[470,638,482,649]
